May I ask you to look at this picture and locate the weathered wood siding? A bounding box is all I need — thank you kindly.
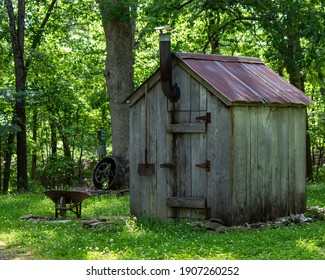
[130,62,307,226]
[130,78,169,219]
[231,106,307,225]
[166,64,209,219]
[206,94,232,224]
[129,96,142,217]
[130,64,232,220]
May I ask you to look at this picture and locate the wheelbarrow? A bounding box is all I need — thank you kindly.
[44,190,90,219]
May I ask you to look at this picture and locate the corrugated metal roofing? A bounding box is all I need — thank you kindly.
[174,52,313,105]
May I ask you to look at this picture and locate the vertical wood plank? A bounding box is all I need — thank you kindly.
[292,107,307,213]
[190,80,207,219]
[156,82,169,220]
[177,111,191,219]
[200,84,207,113]
[190,77,201,111]
[248,107,258,222]
[270,107,279,220]
[207,94,232,224]
[176,67,192,218]
[245,107,252,222]
[138,96,150,217]
[166,111,177,218]
[262,107,273,221]
[232,107,248,224]
[148,84,158,218]
[288,107,297,213]
[277,107,289,216]
[172,64,191,112]
[190,80,206,193]
[129,101,142,216]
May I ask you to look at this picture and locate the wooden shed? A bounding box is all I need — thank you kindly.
[127,33,313,226]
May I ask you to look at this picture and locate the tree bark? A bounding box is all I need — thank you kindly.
[31,108,38,180]
[50,122,58,156]
[15,96,28,191]
[99,0,135,187]
[5,0,28,191]
[2,132,15,194]
[5,0,58,191]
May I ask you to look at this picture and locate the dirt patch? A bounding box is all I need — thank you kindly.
[0,243,34,260]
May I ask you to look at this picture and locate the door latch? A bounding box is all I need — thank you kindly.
[195,160,211,172]
[196,112,211,123]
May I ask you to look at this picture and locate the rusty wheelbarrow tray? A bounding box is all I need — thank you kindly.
[44,190,90,219]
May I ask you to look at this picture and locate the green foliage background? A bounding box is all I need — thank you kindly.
[0,0,324,191]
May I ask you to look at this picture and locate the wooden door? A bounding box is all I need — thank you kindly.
[162,67,210,219]
[165,110,210,219]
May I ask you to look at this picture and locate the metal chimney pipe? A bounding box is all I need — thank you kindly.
[159,32,180,103]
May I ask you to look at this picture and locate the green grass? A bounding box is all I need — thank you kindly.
[0,183,324,260]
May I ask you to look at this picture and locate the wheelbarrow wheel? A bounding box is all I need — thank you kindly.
[93,157,116,189]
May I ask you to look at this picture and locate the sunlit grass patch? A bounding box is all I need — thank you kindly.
[297,239,321,253]
[80,194,130,218]
[0,183,324,260]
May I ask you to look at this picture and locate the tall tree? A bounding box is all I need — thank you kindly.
[4,0,57,191]
[98,0,135,186]
[5,0,28,190]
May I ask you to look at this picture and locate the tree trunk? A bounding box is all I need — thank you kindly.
[61,134,71,159]
[2,132,15,194]
[5,0,57,191]
[50,122,58,157]
[6,0,28,191]
[15,85,28,191]
[31,108,38,180]
[99,0,135,187]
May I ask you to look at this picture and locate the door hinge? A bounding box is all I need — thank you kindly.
[195,160,211,172]
[196,112,211,123]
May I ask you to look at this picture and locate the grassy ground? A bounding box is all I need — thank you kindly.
[0,183,324,260]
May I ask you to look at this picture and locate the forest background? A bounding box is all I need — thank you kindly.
[0,0,324,194]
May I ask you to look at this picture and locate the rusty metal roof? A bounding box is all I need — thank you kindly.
[174,52,313,105]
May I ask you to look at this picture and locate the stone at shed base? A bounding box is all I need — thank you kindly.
[82,218,100,227]
[50,220,72,223]
[206,219,228,233]
[246,213,313,229]
[20,214,53,222]
[98,216,110,222]
[20,214,35,220]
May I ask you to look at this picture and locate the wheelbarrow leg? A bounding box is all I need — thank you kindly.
[59,196,67,217]
[55,199,59,218]
[76,203,82,219]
